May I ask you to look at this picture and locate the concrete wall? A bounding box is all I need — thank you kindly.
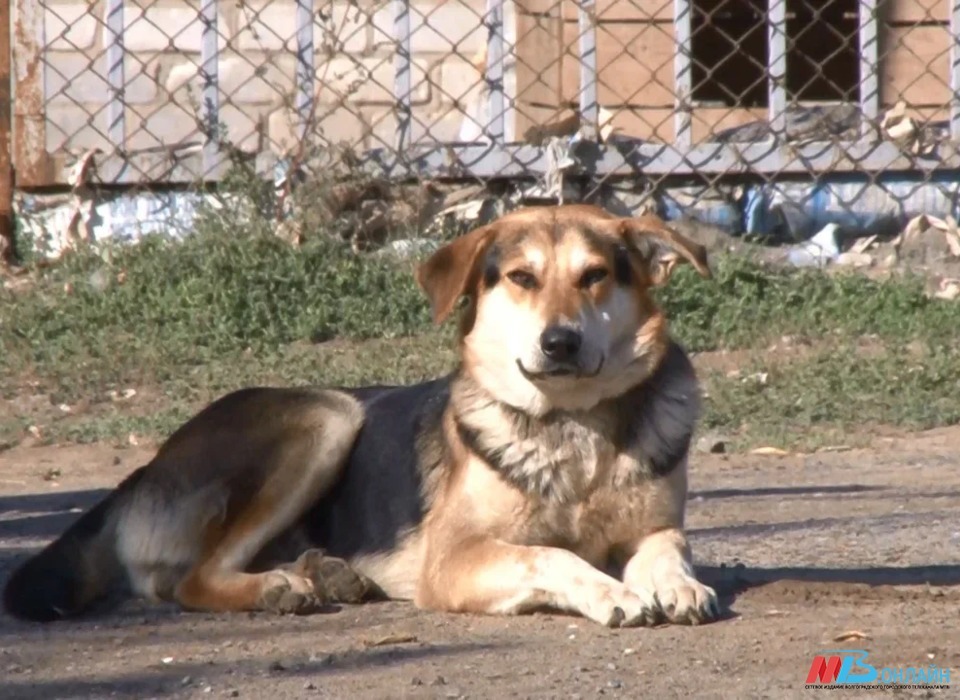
[40,0,498,158]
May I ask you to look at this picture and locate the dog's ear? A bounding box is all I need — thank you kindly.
[616,213,711,285]
[416,224,496,324]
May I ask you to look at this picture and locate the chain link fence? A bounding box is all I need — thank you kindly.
[6,0,960,258]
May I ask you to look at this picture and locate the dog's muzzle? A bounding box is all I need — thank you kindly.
[516,356,605,381]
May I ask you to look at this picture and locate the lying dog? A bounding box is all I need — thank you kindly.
[4,204,719,627]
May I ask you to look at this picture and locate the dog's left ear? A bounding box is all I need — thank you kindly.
[617,214,712,285]
[416,224,496,324]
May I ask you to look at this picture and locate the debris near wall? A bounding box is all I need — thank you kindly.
[13,141,960,302]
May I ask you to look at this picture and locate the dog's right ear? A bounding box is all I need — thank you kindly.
[416,224,496,324]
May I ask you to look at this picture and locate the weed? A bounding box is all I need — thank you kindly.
[4,220,960,450]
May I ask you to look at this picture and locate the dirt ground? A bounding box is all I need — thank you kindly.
[0,428,958,700]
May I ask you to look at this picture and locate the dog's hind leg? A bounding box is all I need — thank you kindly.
[172,392,364,615]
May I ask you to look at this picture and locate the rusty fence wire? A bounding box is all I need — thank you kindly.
[7,0,960,257]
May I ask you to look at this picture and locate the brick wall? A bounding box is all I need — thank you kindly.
[41,0,505,161]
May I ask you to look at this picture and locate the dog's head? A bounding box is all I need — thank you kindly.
[416,204,710,414]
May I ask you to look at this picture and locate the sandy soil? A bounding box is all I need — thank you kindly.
[0,428,958,700]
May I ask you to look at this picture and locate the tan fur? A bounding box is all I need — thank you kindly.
[411,405,704,626]
[407,206,717,626]
[4,204,718,628]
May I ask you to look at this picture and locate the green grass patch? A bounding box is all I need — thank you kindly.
[699,341,960,451]
[4,223,960,450]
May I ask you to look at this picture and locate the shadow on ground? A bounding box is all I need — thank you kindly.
[0,641,513,700]
[0,489,108,541]
[699,563,960,603]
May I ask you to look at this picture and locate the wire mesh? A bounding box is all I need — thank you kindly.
[10,0,960,248]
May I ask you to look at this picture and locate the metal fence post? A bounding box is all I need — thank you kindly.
[951,1,960,141]
[578,0,598,140]
[0,0,13,261]
[200,0,220,176]
[295,0,314,144]
[485,0,505,143]
[767,0,787,139]
[859,0,879,138]
[674,0,693,150]
[10,0,50,188]
[394,0,412,153]
[105,0,125,157]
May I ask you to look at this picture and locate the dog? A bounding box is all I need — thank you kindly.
[3,203,719,628]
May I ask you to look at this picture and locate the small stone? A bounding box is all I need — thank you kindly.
[303,682,316,690]
[181,676,192,686]
[608,679,623,689]
[606,663,617,671]
[835,251,873,268]
[268,660,286,672]
[411,677,423,686]
[696,434,729,454]
[227,691,239,698]
[430,675,447,686]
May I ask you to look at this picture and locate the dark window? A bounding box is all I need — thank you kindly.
[690,0,861,107]
[786,0,861,102]
[691,0,769,107]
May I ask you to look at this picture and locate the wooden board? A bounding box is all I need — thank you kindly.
[513,103,579,143]
[561,20,676,107]
[880,24,950,106]
[515,12,565,106]
[516,0,673,21]
[882,0,948,23]
[601,106,768,143]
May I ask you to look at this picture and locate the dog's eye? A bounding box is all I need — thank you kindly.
[578,267,608,288]
[507,270,538,290]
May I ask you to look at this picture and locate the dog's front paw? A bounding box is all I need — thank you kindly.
[580,582,662,628]
[650,573,719,625]
[259,571,326,615]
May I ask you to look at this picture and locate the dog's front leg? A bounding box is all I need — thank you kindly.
[622,527,719,624]
[419,538,661,627]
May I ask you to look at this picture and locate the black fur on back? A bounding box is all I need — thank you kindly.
[298,376,454,560]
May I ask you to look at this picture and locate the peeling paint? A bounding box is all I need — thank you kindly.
[12,0,51,187]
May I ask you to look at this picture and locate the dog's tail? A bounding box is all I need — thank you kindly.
[3,466,147,622]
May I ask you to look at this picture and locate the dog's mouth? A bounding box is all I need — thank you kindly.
[516,357,605,381]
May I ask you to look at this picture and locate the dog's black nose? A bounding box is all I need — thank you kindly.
[539,326,582,362]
